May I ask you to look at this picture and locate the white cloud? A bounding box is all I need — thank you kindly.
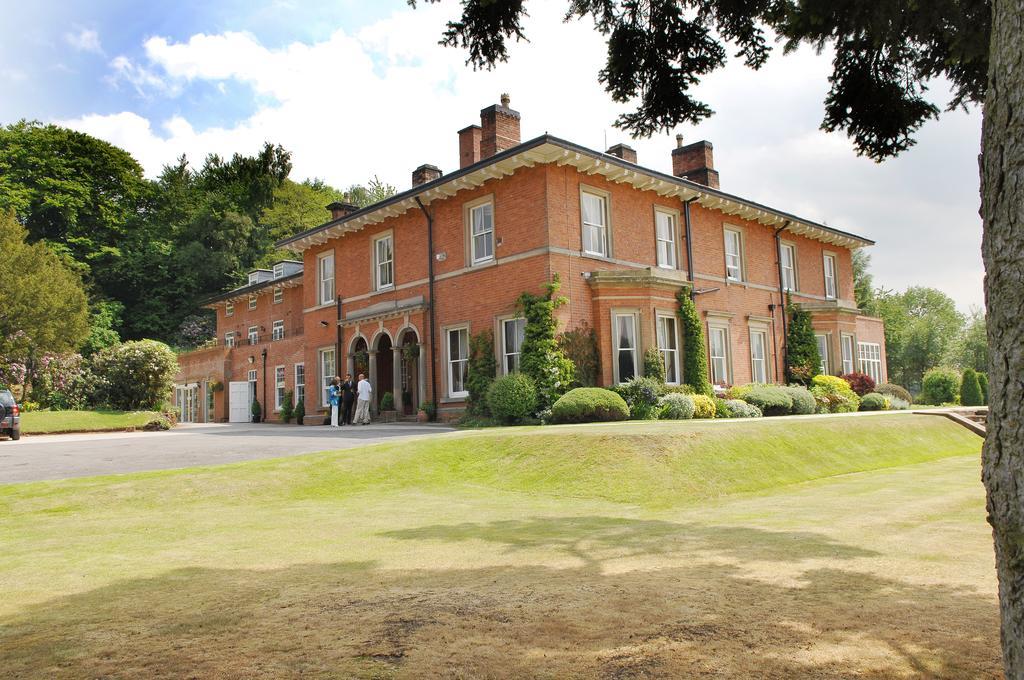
[62,3,985,309]
[65,28,103,54]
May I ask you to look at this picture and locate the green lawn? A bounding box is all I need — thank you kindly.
[19,409,163,434]
[0,414,998,678]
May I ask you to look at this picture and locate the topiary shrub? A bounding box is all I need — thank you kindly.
[380,391,395,411]
[875,383,912,404]
[251,398,262,423]
[780,385,816,415]
[643,347,666,383]
[920,368,960,405]
[550,387,628,423]
[280,390,294,423]
[978,372,988,404]
[959,368,984,406]
[740,385,793,416]
[841,371,876,397]
[859,392,889,411]
[727,399,762,418]
[677,289,712,397]
[486,373,538,424]
[810,374,860,413]
[691,393,716,419]
[294,397,305,425]
[612,376,664,420]
[91,340,179,410]
[658,392,695,420]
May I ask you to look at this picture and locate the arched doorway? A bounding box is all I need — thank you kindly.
[352,336,369,378]
[398,329,420,415]
[374,333,394,411]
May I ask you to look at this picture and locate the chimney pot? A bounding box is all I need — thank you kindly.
[500,93,510,107]
[479,95,521,159]
[606,143,637,164]
[671,139,720,189]
[326,201,359,220]
[412,163,442,187]
[676,133,684,148]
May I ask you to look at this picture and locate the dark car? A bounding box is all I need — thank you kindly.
[0,389,21,441]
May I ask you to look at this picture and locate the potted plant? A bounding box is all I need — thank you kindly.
[280,390,294,423]
[379,391,397,423]
[295,398,305,425]
[419,400,436,422]
[251,398,262,423]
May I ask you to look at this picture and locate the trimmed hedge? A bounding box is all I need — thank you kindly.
[486,373,538,423]
[550,387,629,424]
[658,393,695,420]
[691,394,716,419]
[780,385,816,415]
[859,392,889,411]
[810,374,860,413]
[741,386,793,417]
[876,383,912,404]
[920,368,960,405]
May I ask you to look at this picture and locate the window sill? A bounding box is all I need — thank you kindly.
[440,395,468,404]
[580,251,614,262]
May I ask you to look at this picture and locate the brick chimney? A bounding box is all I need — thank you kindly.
[479,93,521,159]
[326,201,359,220]
[671,134,720,189]
[606,143,637,164]
[458,125,482,168]
[412,163,442,187]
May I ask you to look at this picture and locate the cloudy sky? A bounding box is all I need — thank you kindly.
[0,0,984,311]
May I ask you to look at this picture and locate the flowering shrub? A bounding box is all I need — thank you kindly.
[0,359,28,390]
[91,340,179,410]
[691,394,717,419]
[810,374,861,413]
[33,353,96,410]
[612,376,664,420]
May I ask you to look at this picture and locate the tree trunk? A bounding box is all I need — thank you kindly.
[981,0,1024,675]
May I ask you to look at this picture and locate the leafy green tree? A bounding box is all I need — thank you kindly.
[852,250,876,313]
[345,176,398,208]
[260,179,346,245]
[961,368,984,407]
[676,288,711,397]
[0,212,90,360]
[785,296,820,386]
[872,287,965,392]
[948,308,988,373]
[516,275,575,411]
[81,300,123,358]
[466,329,497,415]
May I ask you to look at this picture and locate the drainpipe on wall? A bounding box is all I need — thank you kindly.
[415,197,439,409]
[682,197,698,299]
[260,347,268,422]
[336,294,343,383]
[774,221,791,382]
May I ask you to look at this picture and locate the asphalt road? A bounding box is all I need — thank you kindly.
[0,422,457,484]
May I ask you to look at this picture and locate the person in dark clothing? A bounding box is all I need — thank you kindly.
[341,373,356,425]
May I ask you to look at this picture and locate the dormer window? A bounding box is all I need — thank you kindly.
[248,272,259,286]
[273,263,284,279]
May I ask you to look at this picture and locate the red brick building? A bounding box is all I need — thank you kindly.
[176,96,886,423]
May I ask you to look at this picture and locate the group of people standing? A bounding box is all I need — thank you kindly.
[327,373,372,426]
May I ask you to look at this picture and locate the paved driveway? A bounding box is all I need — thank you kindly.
[0,422,457,484]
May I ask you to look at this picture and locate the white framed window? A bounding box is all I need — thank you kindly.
[501,318,526,374]
[780,243,796,291]
[272,320,285,341]
[613,313,638,383]
[470,201,494,264]
[374,233,394,290]
[823,253,837,299]
[724,228,743,282]
[273,263,284,279]
[248,325,259,345]
[447,327,470,398]
[655,210,677,269]
[248,272,260,286]
[248,294,257,310]
[581,189,610,257]
[294,363,305,407]
[859,342,882,382]
[226,302,234,317]
[816,334,830,374]
[318,251,335,305]
[656,314,680,384]
[224,331,236,348]
[318,347,336,407]
[709,326,730,385]
[841,334,855,374]
[750,329,768,383]
[273,287,283,304]
[275,366,286,411]
[247,368,257,406]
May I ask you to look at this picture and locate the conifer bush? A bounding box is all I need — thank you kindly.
[978,372,989,404]
[920,368,960,405]
[959,368,984,406]
[785,295,821,385]
[643,347,666,383]
[280,390,294,423]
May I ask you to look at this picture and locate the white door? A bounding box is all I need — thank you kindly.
[228,381,250,423]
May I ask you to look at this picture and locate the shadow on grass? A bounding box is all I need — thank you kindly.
[0,521,999,678]
[380,516,880,568]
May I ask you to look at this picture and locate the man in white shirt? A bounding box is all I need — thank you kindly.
[354,373,372,425]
